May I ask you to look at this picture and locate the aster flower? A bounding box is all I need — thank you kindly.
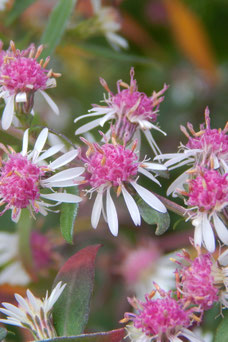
[80,137,167,236]
[182,168,228,252]
[75,68,168,155]
[0,128,84,222]
[91,0,128,50]
[0,232,30,286]
[155,107,228,196]
[175,248,228,310]
[122,286,203,342]
[0,281,66,340]
[0,41,60,130]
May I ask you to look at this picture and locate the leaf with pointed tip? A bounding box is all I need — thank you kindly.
[40,0,78,58]
[52,245,100,337]
[0,327,7,341]
[60,186,79,244]
[39,329,125,342]
[137,198,170,235]
[214,314,228,342]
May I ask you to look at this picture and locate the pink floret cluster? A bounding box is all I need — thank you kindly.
[85,143,139,188]
[187,169,228,211]
[133,293,191,336]
[30,231,53,271]
[177,253,219,310]
[1,57,48,94]
[0,153,43,210]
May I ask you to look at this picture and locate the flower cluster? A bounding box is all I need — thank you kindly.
[0,41,60,130]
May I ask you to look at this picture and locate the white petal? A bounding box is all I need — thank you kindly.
[193,220,202,248]
[167,171,189,197]
[0,319,22,327]
[218,249,228,266]
[43,167,84,183]
[74,108,111,123]
[0,261,30,286]
[21,129,29,156]
[91,192,103,229]
[99,111,115,126]
[49,150,78,170]
[36,144,64,162]
[39,90,59,115]
[106,32,129,50]
[143,130,162,156]
[32,128,48,162]
[122,185,141,226]
[26,290,39,312]
[2,95,15,130]
[143,162,167,171]
[15,92,27,103]
[138,167,161,186]
[106,188,118,236]
[75,118,103,135]
[213,213,228,245]
[202,214,215,253]
[131,181,167,213]
[41,192,82,203]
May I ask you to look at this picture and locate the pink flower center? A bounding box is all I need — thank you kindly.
[0,153,44,210]
[85,143,139,188]
[186,128,228,159]
[133,295,191,336]
[178,253,218,310]
[30,231,53,270]
[1,56,48,94]
[187,169,228,211]
[112,88,157,121]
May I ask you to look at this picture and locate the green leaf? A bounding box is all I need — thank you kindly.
[137,198,170,235]
[39,329,125,342]
[5,0,36,26]
[60,186,79,244]
[52,245,100,337]
[0,327,7,341]
[40,0,78,58]
[214,314,228,342]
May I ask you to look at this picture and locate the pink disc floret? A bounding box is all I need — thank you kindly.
[0,153,44,212]
[1,57,48,94]
[187,169,228,212]
[133,293,191,336]
[177,253,219,310]
[85,143,139,188]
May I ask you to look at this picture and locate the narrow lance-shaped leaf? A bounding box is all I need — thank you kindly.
[38,329,125,342]
[137,198,170,235]
[60,186,79,244]
[40,0,78,58]
[52,245,100,337]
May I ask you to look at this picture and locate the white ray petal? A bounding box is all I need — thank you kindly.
[2,95,15,130]
[43,167,84,183]
[21,129,29,156]
[42,180,79,188]
[49,150,78,170]
[142,162,167,171]
[74,108,112,123]
[0,319,22,327]
[32,128,48,162]
[131,181,167,213]
[106,188,118,236]
[193,220,202,248]
[36,144,64,162]
[122,185,141,226]
[26,290,40,312]
[15,92,27,103]
[75,118,103,135]
[143,130,161,156]
[213,213,228,245]
[39,90,59,115]
[167,171,189,197]
[41,192,82,203]
[99,110,115,126]
[91,191,103,229]
[138,167,161,186]
[218,249,228,266]
[202,214,215,253]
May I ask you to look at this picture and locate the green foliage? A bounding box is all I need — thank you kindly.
[214,314,228,342]
[52,245,100,337]
[5,0,36,25]
[60,187,79,244]
[40,0,78,58]
[137,198,170,235]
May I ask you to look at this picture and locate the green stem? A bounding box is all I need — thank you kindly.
[154,193,186,217]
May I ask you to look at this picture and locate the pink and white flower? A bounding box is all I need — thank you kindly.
[183,169,228,252]
[122,286,203,342]
[0,128,84,222]
[0,41,60,130]
[75,68,168,155]
[155,108,228,196]
[80,138,167,236]
[0,281,66,340]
